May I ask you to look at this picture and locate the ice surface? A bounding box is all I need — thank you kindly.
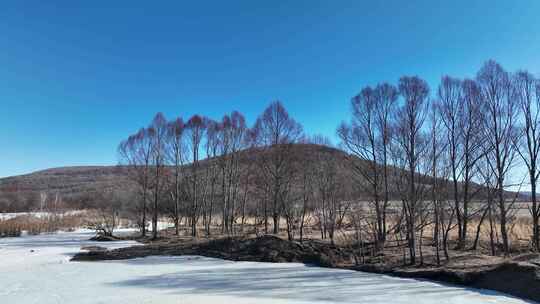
[0,230,532,304]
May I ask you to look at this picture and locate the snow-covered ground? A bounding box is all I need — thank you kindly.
[0,230,532,304]
[0,210,85,221]
[147,219,175,231]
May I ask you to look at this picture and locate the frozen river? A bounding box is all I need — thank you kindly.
[0,230,532,304]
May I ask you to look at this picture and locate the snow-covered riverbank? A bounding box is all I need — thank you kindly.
[0,230,531,304]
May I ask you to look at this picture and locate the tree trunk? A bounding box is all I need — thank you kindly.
[472,206,489,250]
[141,188,147,237]
[531,176,539,251]
[489,202,496,256]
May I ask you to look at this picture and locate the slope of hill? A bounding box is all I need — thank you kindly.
[0,166,134,211]
[0,143,523,212]
[0,144,356,211]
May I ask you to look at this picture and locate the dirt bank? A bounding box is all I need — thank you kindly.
[354,261,540,302]
[73,235,354,267]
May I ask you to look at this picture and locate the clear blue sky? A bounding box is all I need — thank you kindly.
[1,1,539,178]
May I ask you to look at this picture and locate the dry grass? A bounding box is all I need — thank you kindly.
[152,209,535,251]
[0,214,86,237]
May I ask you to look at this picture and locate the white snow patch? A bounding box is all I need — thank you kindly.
[0,230,532,304]
[0,210,86,221]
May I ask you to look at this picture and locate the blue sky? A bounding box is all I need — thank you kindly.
[1,1,539,177]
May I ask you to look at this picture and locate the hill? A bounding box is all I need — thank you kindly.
[0,143,523,212]
[0,166,135,211]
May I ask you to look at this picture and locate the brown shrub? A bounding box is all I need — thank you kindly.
[0,214,86,238]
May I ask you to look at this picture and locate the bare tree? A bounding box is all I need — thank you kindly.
[313,143,349,244]
[118,127,153,236]
[459,79,485,249]
[91,190,125,236]
[514,70,540,251]
[338,86,386,247]
[166,117,185,235]
[202,119,220,236]
[221,112,248,235]
[148,113,168,240]
[438,76,465,247]
[477,60,519,254]
[428,104,444,265]
[476,152,497,255]
[296,136,330,241]
[185,115,207,237]
[238,126,259,233]
[298,147,314,242]
[395,75,430,264]
[254,101,303,234]
[374,83,398,243]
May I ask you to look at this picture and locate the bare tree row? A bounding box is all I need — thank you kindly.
[118,101,349,242]
[115,59,540,265]
[340,60,540,264]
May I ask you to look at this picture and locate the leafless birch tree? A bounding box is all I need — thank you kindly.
[514,71,540,251]
[254,101,303,234]
[395,75,430,264]
[477,60,519,254]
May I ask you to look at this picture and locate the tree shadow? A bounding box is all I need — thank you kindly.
[107,256,532,303]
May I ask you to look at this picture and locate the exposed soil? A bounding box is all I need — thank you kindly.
[89,234,122,242]
[73,235,354,267]
[354,259,540,302]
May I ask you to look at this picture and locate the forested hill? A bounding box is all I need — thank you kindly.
[0,143,523,212]
[0,166,134,211]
